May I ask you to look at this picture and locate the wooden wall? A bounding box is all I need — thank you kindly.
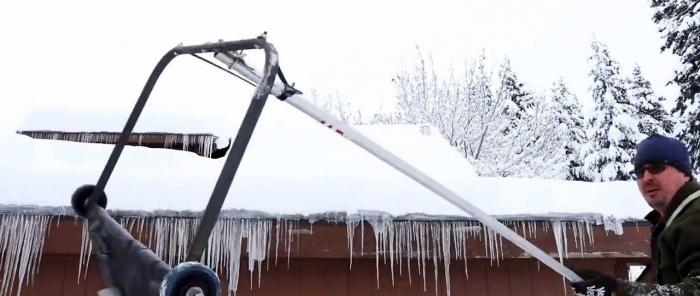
[0,217,652,296]
[4,255,634,296]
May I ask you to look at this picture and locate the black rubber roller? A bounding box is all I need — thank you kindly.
[71,184,108,218]
[161,262,221,296]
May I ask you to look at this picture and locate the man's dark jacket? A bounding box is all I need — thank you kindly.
[615,180,700,295]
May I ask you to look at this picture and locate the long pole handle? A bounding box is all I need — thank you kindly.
[215,53,584,283]
[288,96,582,282]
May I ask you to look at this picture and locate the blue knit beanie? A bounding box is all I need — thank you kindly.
[634,134,693,177]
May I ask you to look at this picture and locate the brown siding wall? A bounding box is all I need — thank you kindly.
[5,254,629,296]
[0,217,652,296]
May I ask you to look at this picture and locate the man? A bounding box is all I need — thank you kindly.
[571,134,700,296]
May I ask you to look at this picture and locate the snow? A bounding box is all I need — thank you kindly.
[15,104,236,136]
[0,116,650,221]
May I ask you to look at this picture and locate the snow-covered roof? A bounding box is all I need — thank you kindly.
[1,105,652,223]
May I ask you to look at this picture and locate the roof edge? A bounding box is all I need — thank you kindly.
[0,204,648,225]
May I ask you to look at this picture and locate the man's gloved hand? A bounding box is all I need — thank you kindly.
[570,269,617,296]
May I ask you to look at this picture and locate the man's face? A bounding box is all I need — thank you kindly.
[636,163,688,213]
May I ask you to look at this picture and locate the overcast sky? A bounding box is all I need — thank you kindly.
[0,0,679,135]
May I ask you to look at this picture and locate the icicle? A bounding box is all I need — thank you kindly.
[430,223,439,296]
[603,218,624,235]
[388,221,395,287]
[484,227,501,266]
[346,218,358,270]
[441,222,452,296]
[586,221,595,247]
[164,135,175,149]
[196,135,204,157]
[2,215,21,296]
[222,219,244,296]
[551,221,567,264]
[152,218,168,265]
[0,214,51,296]
[360,220,365,257]
[182,134,190,153]
[574,222,585,257]
[395,221,404,277]
[244,219,271,289]
[147,218,155,249]
[405,222,413,285]
[452,221,469,279]
[78,220,93,282]
[26,216,44,286]
[286,221,294,269]
[419,222,428,291]
[274,218,281,266]
[266,221,272,272]
[497,230,504,263]
[365,214,394,290]
[204,221,219,273]
[202,135,215,159]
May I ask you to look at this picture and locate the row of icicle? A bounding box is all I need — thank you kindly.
[0,214,624,296]
[0,215,51,296]
[18,132,219,158]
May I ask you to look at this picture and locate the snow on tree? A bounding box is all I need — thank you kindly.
[459,50,502,164]
[549,77,589,181]
[627,63,674,136]
[485,93,568,178]
[369,105,402,124]
[309,89,365,124]
[391,46,442,125]
[389,46,472,150]
[477,58,566,178]
[649,0,700,171]
[583,37,644,182]
[442,51,525,176]
[389,48,568,178]
[495,57,535,135]
[390,48,499,162]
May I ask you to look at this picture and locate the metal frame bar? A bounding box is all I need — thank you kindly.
[81,35,279,294]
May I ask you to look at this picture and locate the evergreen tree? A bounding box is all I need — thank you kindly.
[627,63,674,135]
[649,0,700,171]
[495,57,535,134]
[584,37,643,182]
[478,57,566,178]
[549,77,589,181]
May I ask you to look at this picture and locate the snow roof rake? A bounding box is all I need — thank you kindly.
[71,33,583,296]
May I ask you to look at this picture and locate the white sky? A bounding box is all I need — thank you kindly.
[0,0,680,134]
